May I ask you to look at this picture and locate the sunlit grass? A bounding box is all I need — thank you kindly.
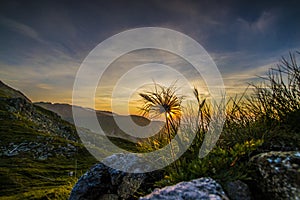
[137,51,300,193]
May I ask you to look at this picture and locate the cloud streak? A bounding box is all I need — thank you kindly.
[0,16,45,43]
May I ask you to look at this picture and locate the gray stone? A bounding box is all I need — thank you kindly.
[140,177,229,200]
[226,180,251,200]
[249,151,300,200]
[69,153,163,200]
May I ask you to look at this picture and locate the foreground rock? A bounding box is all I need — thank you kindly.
[140,177,229,200]
[69,153,163,200]
[249,151,300,200]
[226,180,251,200]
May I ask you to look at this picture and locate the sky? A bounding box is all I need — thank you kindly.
[0,0,300,114]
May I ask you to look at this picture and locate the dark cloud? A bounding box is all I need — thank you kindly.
[1,0,299,55]
[0,0,299,106]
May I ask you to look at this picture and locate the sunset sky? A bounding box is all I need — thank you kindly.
[1,0,300,114]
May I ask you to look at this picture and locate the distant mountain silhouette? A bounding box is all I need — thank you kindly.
[35,100,163,143]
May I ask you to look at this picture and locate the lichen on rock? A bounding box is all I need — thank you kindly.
[140,177,229,200]
[249,151,300,200]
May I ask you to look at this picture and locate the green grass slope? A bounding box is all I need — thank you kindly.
[0,81,98,199]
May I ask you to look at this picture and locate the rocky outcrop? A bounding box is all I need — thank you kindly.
[3,97,78,141]
[249,151,300,200]
[140,177,229,200]
[69,153,163,200]
[0,90,80,160]
[0,141,77,159]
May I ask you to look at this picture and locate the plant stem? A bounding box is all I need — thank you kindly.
[165,113,179,172]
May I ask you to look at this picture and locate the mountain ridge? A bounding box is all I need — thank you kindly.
[0,80,30,101]
[35,102,162,143]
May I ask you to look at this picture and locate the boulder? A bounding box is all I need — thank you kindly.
[225,180,251,200]
[249,151,300,200]
[139,177,229,200]
[69,153,163,200]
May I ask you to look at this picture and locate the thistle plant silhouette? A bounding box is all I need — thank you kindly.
[139,83,183,170]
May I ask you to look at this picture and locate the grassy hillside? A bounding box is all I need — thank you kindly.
[0,82,98,199]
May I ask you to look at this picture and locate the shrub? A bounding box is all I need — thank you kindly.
[157,139,263,186]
